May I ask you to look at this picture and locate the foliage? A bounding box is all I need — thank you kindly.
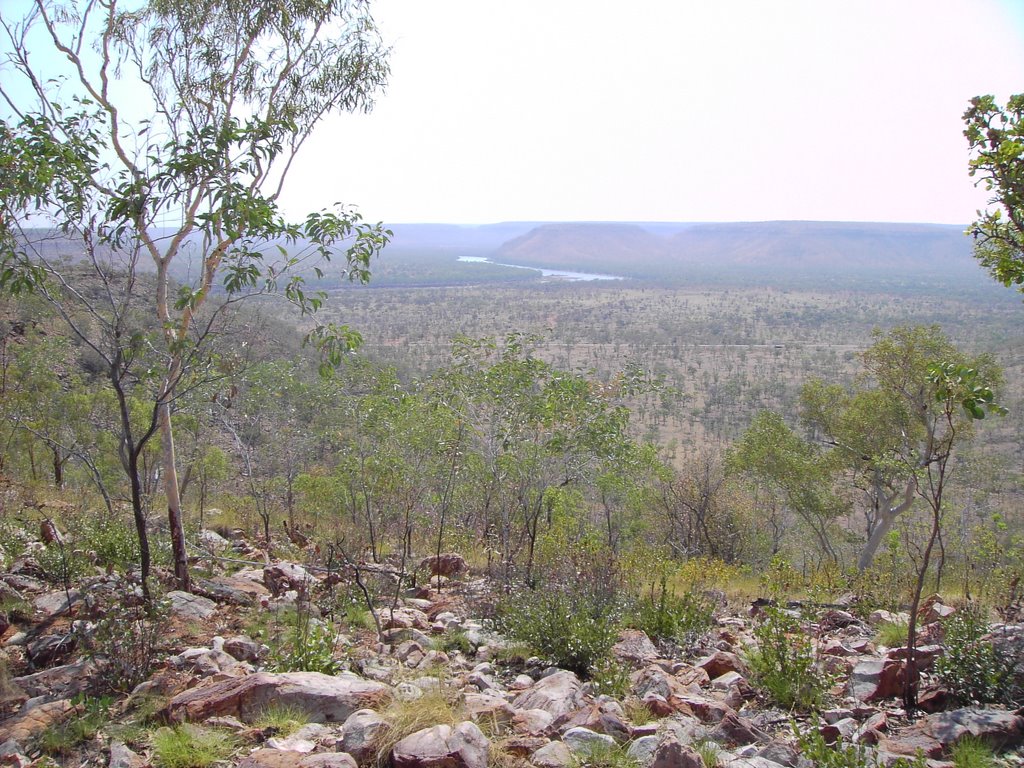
[874,620,910,649]
[692,739,721,768]
[794,722,926,768]
[80,594,169,692]
[34,697,109,757]
[747,607,829,711]
[493,586,622,677]
[934,604,1015,705]
[266,606,340,675]
[963,93,1024,292]
[152,725,237,768]
[626,576,714,645]
[434,631,475,657]
[588,656,632,698]
[950,736,998,768]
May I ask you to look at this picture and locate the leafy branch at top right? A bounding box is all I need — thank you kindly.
[964,93,1024,292]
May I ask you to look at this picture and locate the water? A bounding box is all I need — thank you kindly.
[457,255,622,281]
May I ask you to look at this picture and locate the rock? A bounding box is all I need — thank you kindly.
[108,740,147,768]
[610,630,660,666]
[392,721,489,768]
[0,699,78,743]
[886,644,943,670]
[264,563,314,597]
[26,633,77,669]
[648,732,703,768]
[194,576,270,606]
[10,557,44,580]
[921,600,955,625]
[464,693,515,726]
[198,529,232,550]
[13,658,99,699]
[501,736,549,757]
[161,671,392,724]
[626,735,659,765]
[419,553,467,578]
[33,589,80,618]
[512,671,588,721]
[239,749,359,768]
[530,740,572,768]
[512,709,556,738]
[167,590,217,620]
[881,707,1024,759]
[559,701,631,743]
[383,608,431,631]
[820,718,859,744]
[169,646,241,677]
[710,712,770,747]
[562,727,614,754]
[847,658,906,702]
[868,610,908,627]
[695,650,748,679]
[342,709,391,763]
[711,671,745,691]
[224,635,265,663]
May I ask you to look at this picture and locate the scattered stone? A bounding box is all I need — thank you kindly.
[33,589,80,618]
[562,727,614,754]
[610,629,660,666]
[341,708,391,763]
[392,721,489,768]
[13,658,99,699]
[530,740,572,768]
[695,651,748,679]
[161,671,392,724]
[25,633,77,669]
[108,740,147,768]
[264,563,314,597]
[194,576,271,606]
[648,732,703,768]
[0,699,78,744]
[710,712,770,747]
[512,671,587,721]
[881,707,1024,759]
[419,553,468,578]
[167,590,218,621]
[224,635,265,663]
[847,658,906,702]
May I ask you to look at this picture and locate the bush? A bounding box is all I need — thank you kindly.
[950,736,997,768]
[935,604,1014,705]
[266,606,340,675]
[493,587,621,677]
[34,697,109,757]
[747,606,829,711]
[874,620,909,648]
[80,592,168,693]
[627,577,714,645]
[794,722,926,768]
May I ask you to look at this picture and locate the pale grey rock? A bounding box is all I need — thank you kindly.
[562,727,614,754]
[392,721,489,768]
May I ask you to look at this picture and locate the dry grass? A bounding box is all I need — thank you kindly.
[371,688,464,767]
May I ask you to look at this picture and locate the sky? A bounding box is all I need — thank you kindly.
[281,0,1024,226]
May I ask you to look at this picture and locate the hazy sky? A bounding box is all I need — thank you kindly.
[282,0,1024,226]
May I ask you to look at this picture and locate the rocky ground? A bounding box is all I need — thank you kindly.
[0,525,1021,768]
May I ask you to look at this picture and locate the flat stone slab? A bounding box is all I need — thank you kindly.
[161,671,392,725]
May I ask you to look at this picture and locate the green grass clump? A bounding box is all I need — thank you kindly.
[794,722,927,768]
[951,736,997,768]
[152,725,237,768]
[372,689,461,768]
[253,704,311,737]
[568,740,638,768]
[692,739,721,768]
[873,620,909,648]
[35,698,109,757]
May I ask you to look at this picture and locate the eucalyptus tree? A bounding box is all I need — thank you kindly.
[0,0,390,595]
[801,326,1002,572]
[963,93,1024,292]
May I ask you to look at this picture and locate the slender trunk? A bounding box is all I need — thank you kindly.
[159,398,190,591]
[52,447,64,488]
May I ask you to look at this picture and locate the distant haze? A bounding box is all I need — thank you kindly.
[283,1,1024,226]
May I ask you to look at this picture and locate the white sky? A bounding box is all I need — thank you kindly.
[281,0,1024,226]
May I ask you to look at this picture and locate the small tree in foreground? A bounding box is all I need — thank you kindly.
[0,0,391,597]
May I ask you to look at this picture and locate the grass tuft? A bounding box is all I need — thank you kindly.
[152,724,237,768]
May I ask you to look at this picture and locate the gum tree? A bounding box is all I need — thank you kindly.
[964,93,1024,292]
[0,0,390,597]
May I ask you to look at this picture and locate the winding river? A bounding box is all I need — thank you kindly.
[457,255,622,282]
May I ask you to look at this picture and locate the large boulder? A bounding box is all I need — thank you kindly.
[881,707,1024,759]
[391,721,489,768]
[161,672,391,724]
[512,671,588,721]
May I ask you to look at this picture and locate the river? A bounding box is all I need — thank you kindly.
[457,255,622,282]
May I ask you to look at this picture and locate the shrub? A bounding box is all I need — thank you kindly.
[935,604,1014,705]
[152,725,237,768]
[692,739,721,768]
[493,587,621,677]
[627,577,714,645]
[80,593,169,693]
[589,657,631,698]
[267,606,340,675]
[794,722,926,768]
[747,606,829,711]
[568,739,638,768]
